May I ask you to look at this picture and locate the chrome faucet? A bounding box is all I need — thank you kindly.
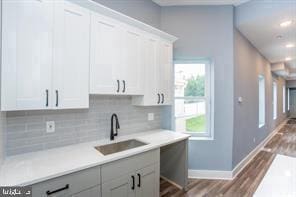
[110,113,120,140]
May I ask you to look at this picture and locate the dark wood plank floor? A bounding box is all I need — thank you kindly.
[160,120,296,197]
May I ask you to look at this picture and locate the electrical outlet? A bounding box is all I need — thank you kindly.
[148,113,154,121]
[46,121,55,133]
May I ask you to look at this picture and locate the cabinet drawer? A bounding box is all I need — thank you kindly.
[32,166,100,197]
[101,149,159,183]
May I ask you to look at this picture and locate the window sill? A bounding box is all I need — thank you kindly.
[258,123,265,128]
[189,136,214,141]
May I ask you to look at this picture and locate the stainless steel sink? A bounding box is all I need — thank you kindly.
[95,139,147,155]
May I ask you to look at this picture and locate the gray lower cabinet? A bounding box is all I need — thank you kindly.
[102,149,160,197]
[31,166,101,197]
[72,186,101,197]
[135,164,159,197]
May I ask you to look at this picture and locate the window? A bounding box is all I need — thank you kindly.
[283,86,286,113]
[273,81,277,120]
[173,61,212,138]
[288,88,290,111]
[258,75,265,128]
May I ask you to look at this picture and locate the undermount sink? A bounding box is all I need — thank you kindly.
[95,139,147,155]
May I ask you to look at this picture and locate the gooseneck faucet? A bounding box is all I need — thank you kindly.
[110,113,120,140]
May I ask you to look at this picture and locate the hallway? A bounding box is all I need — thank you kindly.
[160,119,296,197]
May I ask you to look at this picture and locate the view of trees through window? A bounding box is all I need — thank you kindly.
[174,63,207,134]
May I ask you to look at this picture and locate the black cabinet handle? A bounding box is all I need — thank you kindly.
[137,173,141,188]
[116,80,120,93]
[157,93,160,104]
[161,93,164,104]
[55,90,59,107]
[122,80,126,93]
[131,175,135,190]
[46,184,69,196]
[45,89,49,107]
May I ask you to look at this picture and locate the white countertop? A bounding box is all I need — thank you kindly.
[0,130,189,186]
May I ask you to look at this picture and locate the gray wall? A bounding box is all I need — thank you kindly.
[233,28,287,168]
[160,6,235,171]
[6,96,162,155]
[92,0,161,28]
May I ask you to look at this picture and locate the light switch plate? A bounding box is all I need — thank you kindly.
[46,121,55,133]
[148,113,154,121]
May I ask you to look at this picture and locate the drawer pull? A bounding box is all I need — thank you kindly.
[131,175,135,190]
[46,184,69,196]
[137,173,141,187]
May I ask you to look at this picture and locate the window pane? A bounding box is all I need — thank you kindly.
[175,64,206,97]
[175,99,207,133]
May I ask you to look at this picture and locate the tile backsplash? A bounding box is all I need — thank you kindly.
[6,95,163,156]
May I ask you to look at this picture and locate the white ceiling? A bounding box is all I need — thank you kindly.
[235,0,296,74]
[152,0,250,6]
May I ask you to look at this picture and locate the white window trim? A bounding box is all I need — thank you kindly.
[273,81,277,120]
[172,59,214,140]
[258,75,265,128]
[283,85,286,113]
[288,88,290,111]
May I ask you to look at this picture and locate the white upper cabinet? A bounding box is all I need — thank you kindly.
[121,26,144,95]
[90,13,122,95]
[1,0,176,111]
[132,37,173,106]
[1,0,90,111]
[90,16,143,95]
[1,0,54,111]
[53,1,90,109]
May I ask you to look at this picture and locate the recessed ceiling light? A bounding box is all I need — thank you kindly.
[286,57,292,61]
[286,43,295,48]
[276,35,283,39]
[280,20,293,27]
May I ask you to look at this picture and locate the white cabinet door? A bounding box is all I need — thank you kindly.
[159,41,173,105]
[102,174,135,197]
[136,164,159,197]
[1,0,53,111]
[71,186,101,197]
[122,26,143,95]
[53,1,90,109]
[90,13,122,95]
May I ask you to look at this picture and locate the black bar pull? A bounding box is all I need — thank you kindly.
[161,93,164,104]
[131,175,135,190]
[116,80,120,93]
[46,184,69,196]
[55,90,59,107]
[157,93,160,104]
[137,173,141,188]
[45,89,49,107]
[122,80,126,93]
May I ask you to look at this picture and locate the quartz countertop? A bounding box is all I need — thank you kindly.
[0,130,189,186]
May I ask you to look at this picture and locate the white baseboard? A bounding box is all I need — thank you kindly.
[188,169,233,180]
[188,119,287,180]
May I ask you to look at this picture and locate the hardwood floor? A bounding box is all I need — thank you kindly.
[160,120,296,197]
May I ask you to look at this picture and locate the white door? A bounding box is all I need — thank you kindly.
[159,41,173,105]
[53,1,90,109]
[102,174,135,197]
[1,0,53,111]
[122,26,143,95]
[135,165,159,197]
[289,89,296,118]
[90,13,122,94]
